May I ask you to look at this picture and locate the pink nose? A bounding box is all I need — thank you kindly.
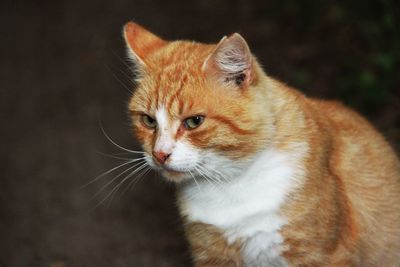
[152,151,171,164]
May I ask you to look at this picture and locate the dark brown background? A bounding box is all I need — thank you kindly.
[1,1,399,266]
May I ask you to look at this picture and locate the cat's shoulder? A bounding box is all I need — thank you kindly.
[305,97,377,133]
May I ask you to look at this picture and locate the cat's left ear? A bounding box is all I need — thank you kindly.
[202,33,254,88]
[123,22,166,66]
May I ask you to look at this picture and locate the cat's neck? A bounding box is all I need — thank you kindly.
[177,143,308,233]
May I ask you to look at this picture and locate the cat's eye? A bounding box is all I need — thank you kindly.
[183,116,205,129]
[141,114,157,129]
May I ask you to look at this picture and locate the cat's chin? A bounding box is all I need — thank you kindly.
[160,169,190,183]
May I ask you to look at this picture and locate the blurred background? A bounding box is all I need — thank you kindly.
[1,0,399,266]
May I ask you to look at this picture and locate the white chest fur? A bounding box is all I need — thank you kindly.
[179,145,307,267]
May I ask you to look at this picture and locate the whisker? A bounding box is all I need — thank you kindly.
[78,157,145,190]
[118,69,136,87]
[109,52,136,87]
[200,163,230,183]
[187,169,201,192]
[104,63,133,94]
[204,166,223,184]
[108,163,150,204]
[100,161,149,207]
[121,165,152,196]
[99,123,145,154]
[90,160,146,200]
[96,151,138,161]
[194,165,214,187]
[111,152,143,156]
[110,49,134,70]
[195,164,224,188]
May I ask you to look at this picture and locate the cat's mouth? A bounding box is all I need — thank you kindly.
[153,160,186,173]
[150,157,195,182]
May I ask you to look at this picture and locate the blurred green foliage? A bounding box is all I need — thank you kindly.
[263,0,400,115]
[337,0,400,115]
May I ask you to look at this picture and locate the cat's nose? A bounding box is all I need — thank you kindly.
[152,151,171,164]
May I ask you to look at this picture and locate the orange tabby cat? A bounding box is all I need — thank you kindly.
[123,22,400,266]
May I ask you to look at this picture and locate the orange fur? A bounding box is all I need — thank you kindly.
[124,22,400,266]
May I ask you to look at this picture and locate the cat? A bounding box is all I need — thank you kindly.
[122,21,400,266]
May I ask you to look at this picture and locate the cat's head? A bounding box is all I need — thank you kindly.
[123,22,272,183]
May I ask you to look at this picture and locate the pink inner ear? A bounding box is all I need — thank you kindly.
[202,33,253,88]
[124,22,167,64]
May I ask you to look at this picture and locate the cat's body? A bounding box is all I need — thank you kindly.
[180,85,400,266]
[123,22,400,266]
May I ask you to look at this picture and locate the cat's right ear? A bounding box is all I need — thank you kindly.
[123,22,166,66]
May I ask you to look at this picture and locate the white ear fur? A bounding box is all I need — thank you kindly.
[203,33,253,87]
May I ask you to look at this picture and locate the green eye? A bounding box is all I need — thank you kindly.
[184,116,205,129]
[141,114,157,129]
